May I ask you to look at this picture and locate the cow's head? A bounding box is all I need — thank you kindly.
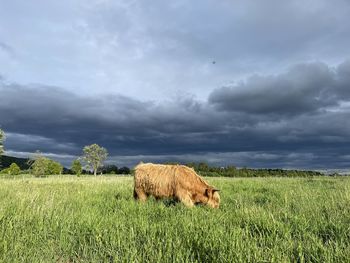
[205,188,220,208]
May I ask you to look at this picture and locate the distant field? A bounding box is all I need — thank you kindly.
[1,176,349,262]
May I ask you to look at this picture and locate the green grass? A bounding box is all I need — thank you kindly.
[1,176,350,262]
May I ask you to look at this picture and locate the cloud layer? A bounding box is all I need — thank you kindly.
[1,0,350,100]
[1,60,350,168]
[209,61,350,116]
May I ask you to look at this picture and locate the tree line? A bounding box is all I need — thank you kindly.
[0,129,130,176]
[185,162,324,177]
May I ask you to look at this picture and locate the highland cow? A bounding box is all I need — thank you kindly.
[133,163,220,208]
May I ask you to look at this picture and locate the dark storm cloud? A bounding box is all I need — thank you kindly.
[1,60,350,169]
[0,79,226,156]
[209,61,350,116]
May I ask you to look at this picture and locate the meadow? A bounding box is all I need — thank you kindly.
[0,176,349,262]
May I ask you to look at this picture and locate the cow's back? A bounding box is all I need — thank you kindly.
[134,163,177,197]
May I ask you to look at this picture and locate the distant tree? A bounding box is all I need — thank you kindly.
[118,166,130,175]
[9,163,20,175]
[0,129,5,156]
[71,159,82,176]
[31,156,50,177]
[101,164,118,174]
[29,151,63,176]
[118,166,130,174]
[0,163,21,175]
[198,162,209,172]
[0,168,8,174]
[82,144,108,176]
[47,160,63,175]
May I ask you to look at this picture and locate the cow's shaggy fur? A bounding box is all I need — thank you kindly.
[134,163,220,208]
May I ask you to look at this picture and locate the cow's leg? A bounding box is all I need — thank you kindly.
[176,190,194,208]
[134,188,148,202]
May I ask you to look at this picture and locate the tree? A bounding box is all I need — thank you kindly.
[9,163,20,175]
[101,164,118,174]
[198,162,209,172]
[31,156,50,177]
[29,151,63,176]
[82,144,108,176]
[118,166,130,175]
[47,160,63,175]
[71,159,82,176]
[0,129,4,156]
[0,163,21,175]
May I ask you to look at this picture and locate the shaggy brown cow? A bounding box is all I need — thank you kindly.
[133,163,220,208]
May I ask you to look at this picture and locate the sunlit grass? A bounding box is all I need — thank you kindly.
[1,176,349,262]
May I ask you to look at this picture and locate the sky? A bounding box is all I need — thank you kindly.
[1,0,350,169]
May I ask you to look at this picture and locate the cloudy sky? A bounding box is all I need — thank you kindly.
[1,0,350,169]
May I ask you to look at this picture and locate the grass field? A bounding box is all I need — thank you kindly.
[1,176,350,262]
